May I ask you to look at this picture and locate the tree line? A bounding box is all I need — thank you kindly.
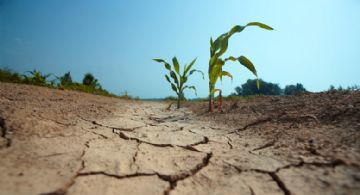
[231,79,307,96]
[231,79,359,96]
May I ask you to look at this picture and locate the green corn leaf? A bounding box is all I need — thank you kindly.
[256,79,260,89]
[153,58,165,63]
[184,85,197,96]
[229,25,246,36]
[170,71,179,86]
[217,36,229,57]
[210,88,221,96]
[165,63,171,70]
[225,56,237,62]
[238,56,258,77]
[189,69,204,79]
[165,75,171,83]
[216,25,247,57]
[209,55,218,70]
[213,33,228,52]
[183,64,188,75]
[221,71,233,81]
[184,58,197,76]
[172,57,180,74]
[153,58,171,71]
[182,75,188,84]
[210,59,224,84]
[171,83,178,94]
[210,37,215,56]
[246,22,274,30]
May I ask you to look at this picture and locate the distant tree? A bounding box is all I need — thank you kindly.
[347,85,360,91]
[337,85,344,91]
[82,73,100,89]
[328,85,336,91]
[234,86,243,96]
[234,79,282,96]
[284,83,307,95]
[57,71,73,86]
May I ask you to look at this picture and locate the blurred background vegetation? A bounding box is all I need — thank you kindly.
[0,68,134,98]
[1,68,358,100]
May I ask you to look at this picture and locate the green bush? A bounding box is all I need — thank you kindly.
[0,69,23,83]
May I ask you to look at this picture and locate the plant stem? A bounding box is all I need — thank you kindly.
[177,96,180,109]
[208,82,214,112]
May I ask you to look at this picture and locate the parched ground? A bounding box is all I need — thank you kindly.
[0,82,359,195]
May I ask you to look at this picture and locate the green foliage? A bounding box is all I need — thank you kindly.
[82,73,101,89]
[328,85,359,92]
[235,79,282,96]
[57,71,73,86]
[0,69,23,83]
[154,57,204,108]
[61,83,114,97]
[164,96,178,101]
[23,69,52,86]
[284,83,307,95]
[0,68,119,98]
[207,22,273,111]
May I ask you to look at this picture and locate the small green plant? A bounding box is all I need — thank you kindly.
[56,71,73,87]
[23,69,52,86]
[208,22,273,111]
[153,57,204,108]
[82,73,101,89]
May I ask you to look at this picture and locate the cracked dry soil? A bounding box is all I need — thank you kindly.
[1,82,360,195]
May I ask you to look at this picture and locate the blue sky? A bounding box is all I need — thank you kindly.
[1,0,359,98]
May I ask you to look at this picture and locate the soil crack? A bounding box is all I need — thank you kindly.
[252,140,275,151]
[114,129,209,153]
[161,152,212,195]
[0,117,11,148]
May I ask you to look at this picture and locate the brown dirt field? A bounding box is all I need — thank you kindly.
[1,82,360,195]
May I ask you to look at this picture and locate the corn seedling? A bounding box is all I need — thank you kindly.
[154,57,204,109]
[23,69,52,86]
[208,22,273,112]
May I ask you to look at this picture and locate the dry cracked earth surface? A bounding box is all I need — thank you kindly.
[1,82,360,195]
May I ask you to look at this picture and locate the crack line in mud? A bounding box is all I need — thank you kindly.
[113,130,209,153]
[79,115,146,132]
[37,115,76,127]
[40,133,114,195]
[41,150,86,195]
[252,140,275,151]
[64,152,212,195]
[226,155,356,195]
[0,117,11,148]
[161,152,212,195]
[226,163,291,195]
[268,172,291,195]
[78,171,157,179]
[132,143,141,172]
[224,136,233,149]
[149,115,190,124]
[237,116,272,132]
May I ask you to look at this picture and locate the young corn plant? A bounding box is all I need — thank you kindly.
[208,22,273,112]
[23,69,52,86]
[154,57,204,109]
